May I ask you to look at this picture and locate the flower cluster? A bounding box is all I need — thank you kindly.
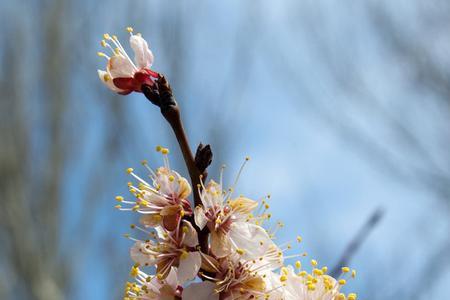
[98,28,357,300]
[115,147,357,300]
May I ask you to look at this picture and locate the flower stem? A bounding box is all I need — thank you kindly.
[142,79,210,254]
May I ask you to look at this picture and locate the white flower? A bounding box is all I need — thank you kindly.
[117,147,192,231]
[130,220,201,283]
[97,27,158,95]
[194,179,274,260]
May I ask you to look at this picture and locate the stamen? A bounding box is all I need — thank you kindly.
[97,52,110,59]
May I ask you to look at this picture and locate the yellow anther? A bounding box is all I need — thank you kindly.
[351,269,357,278]
[337,293,346,300]
[180,250,189,260]
[97,51,107,58]
[156,145,162,152]
[182,226,189,233]
[156,273,163,280]
[279,275,287,282]
[103,73,111,82]
[281,267,288,275]
[141,160,148,165]
[311,259,318,267]
[342,267,350,273]
[298,271,307,277]
[245,156,250,161]
[114,47,120,55]
[296,235,302,243]
[338,279,346,285]
[101,40,107,47]
[130,224,136,229]
[295,261,302,269]
[126,26,134,32]
[161,148,169,155]
[180,210,185,217]
[264,204,270,209]
[322,266,328,274]
[236,248,246,255]
[126,168,134,174]
[347,293,357,300]
[307,283,316,291]
[313,269,323,276]
[103,33,111,40]
[114,204,121,209]
[130,266,139,277]
[115,196,124,202]
[168,175,175,182]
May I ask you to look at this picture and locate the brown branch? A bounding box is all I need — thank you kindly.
[142,76,211,254]
[330,207,384,278]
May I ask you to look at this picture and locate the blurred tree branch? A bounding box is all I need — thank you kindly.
[330,208,384,278]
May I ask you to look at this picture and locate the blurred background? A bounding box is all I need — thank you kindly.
[1,0,450,299]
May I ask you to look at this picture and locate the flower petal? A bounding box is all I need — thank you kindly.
[210,230,230,258]
[228,196,258,215]
[229,222,273,260]
[177,251,201,284]
[108,55,135,78]
[130,241,156,267]
[194,206,207,230]
[164,267,179,289]
[181,220,199,248]
[130,34,154,69]
[183,281,219,300]
[97,69,123,93]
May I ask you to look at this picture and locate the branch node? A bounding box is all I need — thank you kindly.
[195,143,213,173]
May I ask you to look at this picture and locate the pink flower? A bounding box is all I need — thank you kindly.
[97,27,158,95]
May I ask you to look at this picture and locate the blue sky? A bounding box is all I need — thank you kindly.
[1,1,449,299]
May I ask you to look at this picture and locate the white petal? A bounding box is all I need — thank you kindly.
[164,267,179,289]
[177,251,201,284]
[183,281,219,300]
[263,272,285,300]
[154,226,166,239]
[229,222,272,260]
[130,241,156,266]
[182,220,199,247]
[97,69,123,93]
[130,34,154,69]
[210,230,230,258]
[108,55,135,78]
[194,206,207,230]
